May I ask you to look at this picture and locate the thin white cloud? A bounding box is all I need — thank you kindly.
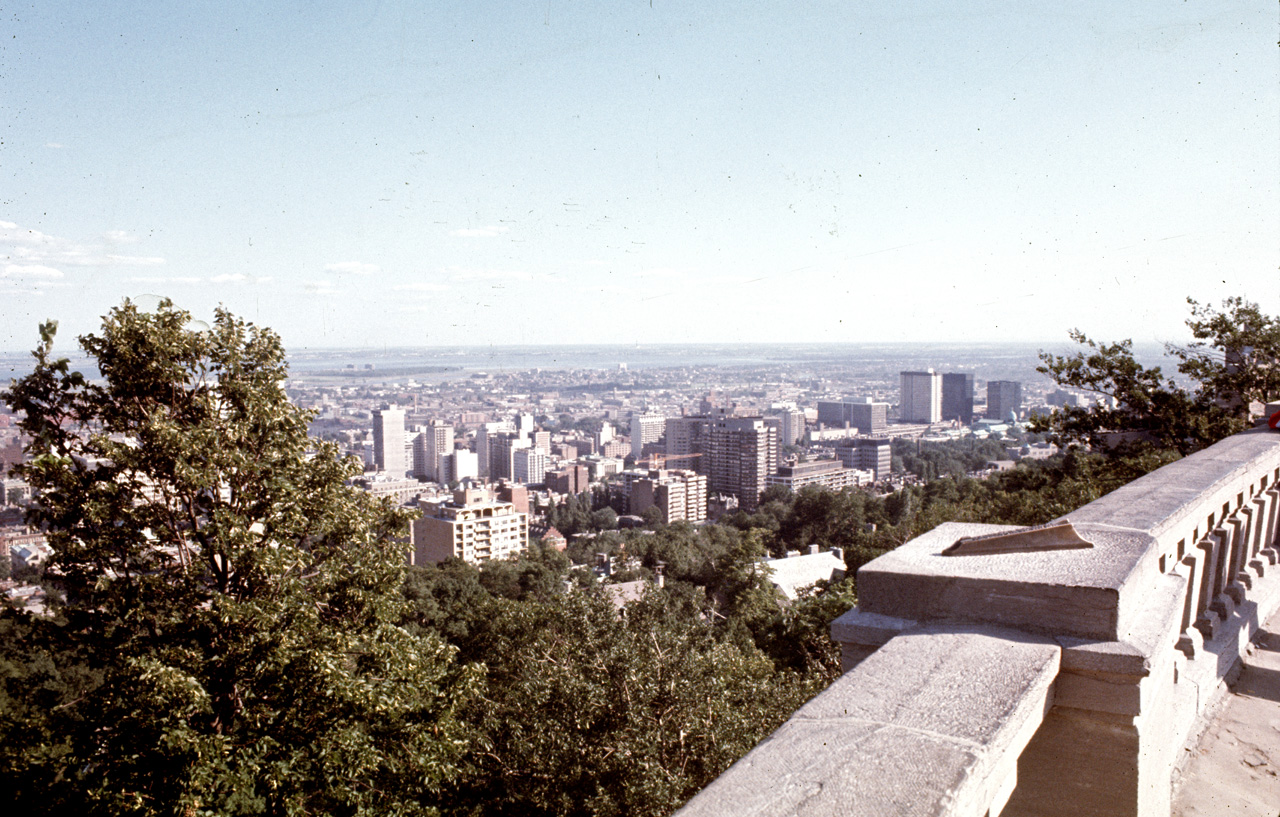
[45,143,66,149]
[106,254,165,266]
[393,282,451,292]
[440,266,530,282]
[1,219,166,269]
[450,225,509,238]
[210,273,247,284]
[303,280,340,296]
[3,263,64,279]
[126,276,203,285]
[324,261,379,276]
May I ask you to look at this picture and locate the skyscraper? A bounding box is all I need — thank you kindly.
[987,381,1024,421]
[706,417,777,511]
[941,373,975,424]
[900,371,942,424]
[372,405,407,476]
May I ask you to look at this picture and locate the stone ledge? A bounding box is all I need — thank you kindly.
[677,627,1060,817]
[855,522,1156,640]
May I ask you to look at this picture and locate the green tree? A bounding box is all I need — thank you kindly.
[444,589,809,817]
[1034,330,1240,455]
[0,302,476,816]
[1169,296,1280,421]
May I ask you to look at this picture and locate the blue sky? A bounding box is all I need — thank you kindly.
[2,1,1276,351]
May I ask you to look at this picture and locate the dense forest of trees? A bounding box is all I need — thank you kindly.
[0,296,1273,815]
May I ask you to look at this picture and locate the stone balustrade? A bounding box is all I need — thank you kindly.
[677,428,1280,817]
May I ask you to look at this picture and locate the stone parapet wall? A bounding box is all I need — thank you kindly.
[677,429,1280,817]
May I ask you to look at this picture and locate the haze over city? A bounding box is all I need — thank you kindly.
[2,1,1277,352]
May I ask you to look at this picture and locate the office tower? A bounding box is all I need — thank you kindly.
[512,447,548,485]
[987,381,1024,421]
[411,487,528,566]
[764,416,784,463]
[372,405,407,476]
[942,373,975,424]
[706,417,777,511]
[816,399,888,434]
[411,431,428,479]
[900,371,943,424]
[836,437,893,481]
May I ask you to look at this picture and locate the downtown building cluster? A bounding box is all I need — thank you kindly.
[272,355,1054,569]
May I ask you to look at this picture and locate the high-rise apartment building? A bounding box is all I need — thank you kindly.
[987,381,1024,421]
[706,417,777,511]
[372,405,407,476]
[816,399,888,434]
[900,371,942,424]
[410,487,528,566]
[665,416,709,469]
[488,432,530,482]
[941,373,975,424]
[630,468,708,524]
[475,420,514,478]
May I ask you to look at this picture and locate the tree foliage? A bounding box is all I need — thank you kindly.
[0,302,476,816]
[1170,296,1280,420]
[1033,298,1279,455]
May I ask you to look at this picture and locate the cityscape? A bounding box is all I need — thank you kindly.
[2,1,1277,815]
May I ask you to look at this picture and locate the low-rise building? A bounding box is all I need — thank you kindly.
[767,459,872,492]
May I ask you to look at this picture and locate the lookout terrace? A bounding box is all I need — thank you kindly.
[679,428,1280,817]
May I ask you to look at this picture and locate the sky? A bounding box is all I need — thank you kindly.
[2,1,1277,353]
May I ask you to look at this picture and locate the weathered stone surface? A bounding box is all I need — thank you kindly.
[1064,431,1280,543]
[829,609,917,649]
[677,628,1059,817]
[857,522,1156,640]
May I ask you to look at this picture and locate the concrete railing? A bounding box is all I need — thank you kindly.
[678,429,1280,817]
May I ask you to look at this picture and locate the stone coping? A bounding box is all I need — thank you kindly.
[676,626,1059,817]
[1064,429,1280,540]
[856,521,1157,640]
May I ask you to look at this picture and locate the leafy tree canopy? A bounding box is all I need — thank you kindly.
[1,301,476,816]
[1032,297,1278,454]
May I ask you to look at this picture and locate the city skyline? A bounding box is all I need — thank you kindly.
[3,1,1277,352]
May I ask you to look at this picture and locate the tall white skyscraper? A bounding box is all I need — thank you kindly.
[373,404,407,476]
[900,370,942,424]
